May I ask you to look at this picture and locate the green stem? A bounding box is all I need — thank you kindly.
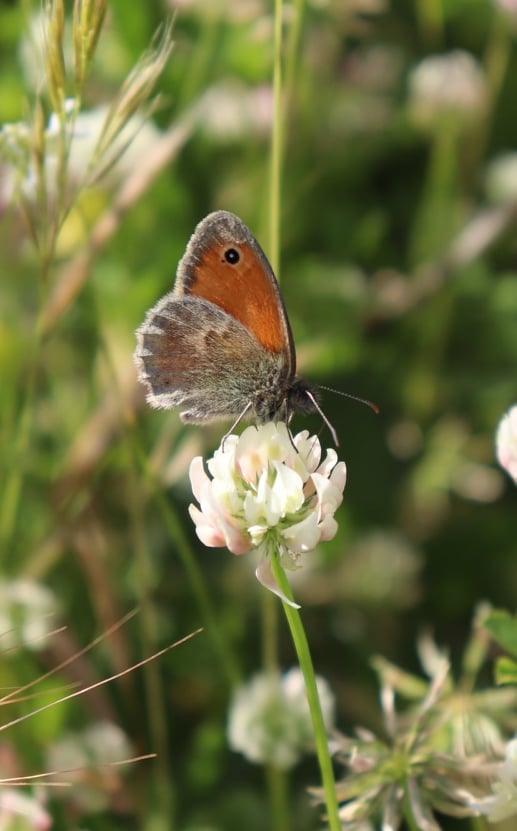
[269,0,284,276]
[485,13,512,99]
[265,764,291,831]
[261,526,285,827]
[469,815,488,831]
[415,0,443,49]
[473,11,513,168]
[270,552,341,831]
[284,0,304,122]
[0,307,46,555]
[409,121,459,266]
[261,588,279,673]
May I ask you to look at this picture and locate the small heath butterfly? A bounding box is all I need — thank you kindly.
[134,211,340,441]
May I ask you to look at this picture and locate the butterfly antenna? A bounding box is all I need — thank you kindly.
[317,384,380,415]
[303,389,340,447]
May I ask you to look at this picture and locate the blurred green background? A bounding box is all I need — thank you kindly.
[1,0,517,828]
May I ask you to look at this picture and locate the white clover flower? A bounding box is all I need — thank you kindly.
[475,736,517,822]
[485,153,517,204]
[227,667,335,770]
[1,101,76,209]
[495,405,517,483]
[0,103,162,211]
[189,423,347,605]
[0,579,58,653]
[0,789,51,830]
[408,50,487,130]
[494,0,517,25]
[46,721,133,814]
[194,81,272,140]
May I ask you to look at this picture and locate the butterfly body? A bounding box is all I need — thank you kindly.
[134,210,318,429]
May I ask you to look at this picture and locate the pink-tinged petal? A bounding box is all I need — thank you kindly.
[188,498,251,555]
[193,472,250,553]
[496,405,517,483]
[222,524,253,555]
[189,456,211,503]
[212,505,253,554]
[188,504,226,548]
[0,790,52,831]
[319,515,338,542]
[255,556,301,608]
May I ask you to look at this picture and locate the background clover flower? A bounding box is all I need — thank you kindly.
[0,578,58,652]
[227,667,336,770]
[478,736,517,822]
[408,50,487,130]
[325,662,495,831]
[46,721,133,814]
[188,423,346,604]
[0,790,51,831]
[318,610,516,831]
[496,405,517,483]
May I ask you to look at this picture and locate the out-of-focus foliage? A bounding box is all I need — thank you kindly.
[1,0,517,829]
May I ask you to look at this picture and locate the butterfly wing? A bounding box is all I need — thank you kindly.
[134,211,302,424]
[175,211,296,370]
[135,295,287,422]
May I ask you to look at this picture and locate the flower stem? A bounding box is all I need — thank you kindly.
[268,0,284,276]
[270,552,341,831]
[469,816,488,831]
[265,764,291,831]
[261,587,279,672]
[262,583,290,830]
[0,309,45,554]
[415,0,443,49]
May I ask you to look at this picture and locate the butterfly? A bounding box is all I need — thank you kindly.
[134,211,345,443]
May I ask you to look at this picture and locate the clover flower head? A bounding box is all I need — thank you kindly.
[188,423,347,605]
[495,405,517,483]
[46,721,133,814]
[227,667,335,770]
[479,736,517,822]
[0,579,58,653]
[0,789,51,830]
[494,0,517,25]
[195,81,272,140]
[318,614,512,831]
[408,50,487,130]
[0,102,161,213]
[485,153,517,204]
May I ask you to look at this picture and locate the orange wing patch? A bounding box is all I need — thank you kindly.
[185,241,288,354]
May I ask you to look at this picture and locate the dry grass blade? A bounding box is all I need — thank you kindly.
[1,753,157,788]
[0,623,202,732]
